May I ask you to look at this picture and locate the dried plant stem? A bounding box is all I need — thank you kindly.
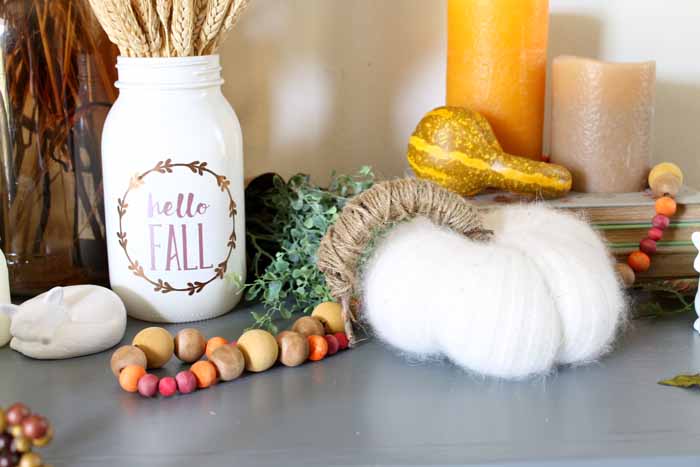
[197,0,232,54]
[113,0,151,56]
[89,0,248,57]
[132,0,162,55]
[155,0,173,56]
[171,0,195,56]
[192,0,208,51]
[210,0,248,53]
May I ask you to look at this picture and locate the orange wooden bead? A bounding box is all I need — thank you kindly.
[655,196,677,217]
[205,336,228,359]
[307,335,328,361]
[627,250,651,273]
[119,365,146,393]
[190,360,218,388]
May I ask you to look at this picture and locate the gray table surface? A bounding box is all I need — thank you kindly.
[2,301,700,467]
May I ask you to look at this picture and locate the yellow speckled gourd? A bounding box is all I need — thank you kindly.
[408,107,572,198]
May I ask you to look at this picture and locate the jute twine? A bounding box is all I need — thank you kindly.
[317,178,492,345]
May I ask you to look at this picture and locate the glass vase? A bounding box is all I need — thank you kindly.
[0,0,117,295]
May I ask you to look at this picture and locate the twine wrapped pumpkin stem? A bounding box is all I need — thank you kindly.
[317,178,492,346]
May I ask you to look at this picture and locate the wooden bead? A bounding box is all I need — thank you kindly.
[190,361,218,388]
[205,336,228,359]
[647,227,663,241]
[0,408,5,433]
[132,327,174,369]
[158,376,177,397]
[334,332,349,350]
[18,452,42,467]
[311,302,345,334]
[628,251,651,273]
[276,331,309,367]
[137,374,159,398]
[237,329,279,372]
[174,328,206,363]
[119,365,146,393]
[650,172,682,198]
[615,263,637,289]
[110,345,147,377]
[649,162,683,198]
[640,238,657,255]
[209,345,245,381]
[307,335,328,361]
[655,196,677,217]
[175,371,198,394]
[324,334,339,355]
[651,214,670,230]
[291,316,325,338]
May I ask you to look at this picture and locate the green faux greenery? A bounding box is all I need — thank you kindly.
[636,282,696,319]
[240,167,374,333]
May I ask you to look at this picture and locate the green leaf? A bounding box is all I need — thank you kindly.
[659,374,700,388]
[266,281,283,301]
[291,198,304,210]
[274,260,289,273]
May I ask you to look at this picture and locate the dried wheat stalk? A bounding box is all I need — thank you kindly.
[192,0,209,51]
[110,0,151,57]
[210,0,249,53]
[132,0,162,56]
[155,0,173,56]
[197,0,232,54]
[171,0,195,56]
[89,0,247,57]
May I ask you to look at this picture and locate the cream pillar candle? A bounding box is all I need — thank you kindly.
[550,56,655,193]
[0,249,10,304]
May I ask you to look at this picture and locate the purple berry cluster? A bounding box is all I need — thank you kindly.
[0,403,52,467]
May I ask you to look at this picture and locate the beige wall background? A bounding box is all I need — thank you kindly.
[220,0,700,186]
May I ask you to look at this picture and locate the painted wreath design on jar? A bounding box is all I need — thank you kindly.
[116,159,237,295]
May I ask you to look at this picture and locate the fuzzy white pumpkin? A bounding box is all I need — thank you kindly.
[362,204,626,379]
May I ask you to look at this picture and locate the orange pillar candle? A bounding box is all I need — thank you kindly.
[446,0,549,160]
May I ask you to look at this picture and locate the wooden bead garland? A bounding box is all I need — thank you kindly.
[619,162,684,286]
[110,309,350,399]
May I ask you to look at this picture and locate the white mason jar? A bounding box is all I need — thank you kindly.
[102,55,245,322]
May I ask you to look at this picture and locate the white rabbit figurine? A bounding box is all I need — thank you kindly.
[693,232,700,333]
[0,285,126,359]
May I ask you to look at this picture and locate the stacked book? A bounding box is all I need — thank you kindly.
[473,187,700,284]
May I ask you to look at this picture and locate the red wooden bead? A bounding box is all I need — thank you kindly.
[158,376,177,397]
[639,238,657,255]
[137,374,159,398]
[324,335,339,356]
[175,371,198,395]
[647,227,663,241]
[652,214,670,230]
[334,332,349,350]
